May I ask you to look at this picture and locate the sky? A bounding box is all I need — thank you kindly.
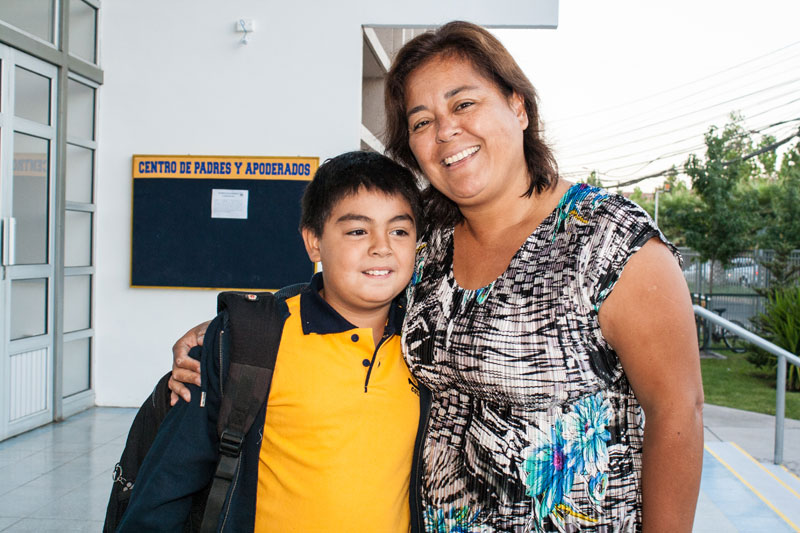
[493,0,800,192]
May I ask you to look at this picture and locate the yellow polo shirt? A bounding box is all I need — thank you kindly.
[253,283,419,532]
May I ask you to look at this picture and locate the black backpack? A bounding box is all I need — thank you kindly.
[103,285,303,532]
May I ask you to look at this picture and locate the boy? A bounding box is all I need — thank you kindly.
[118,151,423,532]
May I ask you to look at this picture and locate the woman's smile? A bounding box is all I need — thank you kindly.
[442,146,480,167]
[405,55,529,208]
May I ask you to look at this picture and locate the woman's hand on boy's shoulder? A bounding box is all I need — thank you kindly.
[169,320,210,405]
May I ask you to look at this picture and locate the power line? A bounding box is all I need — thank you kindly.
[600,128,800,189]
[554,67,800,152]
[558,97,800,174]
[551,40,800,123]
[597,119,800,177]
[599,144,706,178]
[561,121,800,183]
[724,129,800,165]
[560,113,800,172]
[558,80,800,158]
[595,120,799,179]
[552,51,800,143]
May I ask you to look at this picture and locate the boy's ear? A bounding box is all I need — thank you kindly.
[301,227,322,263]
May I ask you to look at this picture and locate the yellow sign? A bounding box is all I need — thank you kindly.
[132,154,318,180]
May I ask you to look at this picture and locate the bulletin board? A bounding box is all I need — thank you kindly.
[131,154,318,290]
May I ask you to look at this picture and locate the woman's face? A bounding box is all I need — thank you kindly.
[404,55,529,210]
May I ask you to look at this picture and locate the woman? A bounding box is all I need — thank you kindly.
[172,21,703,532]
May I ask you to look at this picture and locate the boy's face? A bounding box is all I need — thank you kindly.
[302,188,417,325]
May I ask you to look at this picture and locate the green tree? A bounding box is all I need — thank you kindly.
[628,187,653,217]
[756,134,778,179]
[654,179,697,247]
[674,115,759,294]
[746,139,800,382]
[755,139,800,291]
[748,284,800,391]
[583,170,602,187]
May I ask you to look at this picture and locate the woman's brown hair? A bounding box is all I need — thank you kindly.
[384,21,558,228]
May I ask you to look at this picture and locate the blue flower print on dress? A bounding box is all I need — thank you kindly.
[524,393,614,527]
[563,391,613,476]
[524,419,577,520]
[589,471,609,504]
[552,183,609,241]
[424,506,482,533]
[411,243,427,286]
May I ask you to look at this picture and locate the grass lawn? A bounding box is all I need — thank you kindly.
[701,348,800,420]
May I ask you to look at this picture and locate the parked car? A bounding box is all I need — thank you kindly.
[724,257,762,286]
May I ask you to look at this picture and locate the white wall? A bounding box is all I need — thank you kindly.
[95,0,558,406]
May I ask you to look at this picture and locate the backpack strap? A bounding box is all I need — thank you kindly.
[200,283,305,532]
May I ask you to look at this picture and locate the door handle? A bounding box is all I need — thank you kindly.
[2,217,15,266]
[1,217,5,266]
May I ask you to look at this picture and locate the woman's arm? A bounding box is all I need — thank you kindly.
[168,320,210,405]
[598,238,704,533]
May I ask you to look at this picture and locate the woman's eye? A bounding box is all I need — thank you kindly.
[456,101,474,111]
[411,119,430,132]
[391,229,410,237]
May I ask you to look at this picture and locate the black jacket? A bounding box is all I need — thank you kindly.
[118,275,431,532]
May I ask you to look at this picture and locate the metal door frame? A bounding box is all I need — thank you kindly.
[0,44,60,440]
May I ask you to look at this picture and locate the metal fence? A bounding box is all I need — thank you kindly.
[679,248,800,329]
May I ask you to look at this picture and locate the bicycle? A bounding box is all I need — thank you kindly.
[696,307,748,353]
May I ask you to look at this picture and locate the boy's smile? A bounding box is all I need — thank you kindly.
[302,188,417,337]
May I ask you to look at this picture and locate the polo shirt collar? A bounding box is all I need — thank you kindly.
[299,272,405,336]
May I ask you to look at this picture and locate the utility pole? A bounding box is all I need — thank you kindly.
[654,189,660,226]
[654,181,671,226]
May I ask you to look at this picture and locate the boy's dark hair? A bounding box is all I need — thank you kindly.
[300,151,423,236]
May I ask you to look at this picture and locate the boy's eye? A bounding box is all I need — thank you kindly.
[391,228,410,237]
[346,229,367,236]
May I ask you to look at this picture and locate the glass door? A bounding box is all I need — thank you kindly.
[0,45,58,440]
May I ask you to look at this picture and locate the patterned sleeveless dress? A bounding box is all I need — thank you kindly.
[402,184,680,532]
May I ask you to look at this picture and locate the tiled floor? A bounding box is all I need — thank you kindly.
[0,408,136,532]
[0,406,798,531]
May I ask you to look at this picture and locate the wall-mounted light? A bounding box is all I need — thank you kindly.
[235,19,255,45]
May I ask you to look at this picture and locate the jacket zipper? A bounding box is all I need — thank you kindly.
[218,328,225,396]
[218,318,236,531]
[411,386,432,533]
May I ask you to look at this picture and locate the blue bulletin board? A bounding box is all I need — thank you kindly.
[131,154,318,290]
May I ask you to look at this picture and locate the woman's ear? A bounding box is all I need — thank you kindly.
[301,227,322,263]
[510,92,529,130]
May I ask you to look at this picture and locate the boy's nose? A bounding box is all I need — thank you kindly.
[369,235,392,256]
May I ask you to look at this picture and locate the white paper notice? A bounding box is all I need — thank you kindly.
[211,189,249,219]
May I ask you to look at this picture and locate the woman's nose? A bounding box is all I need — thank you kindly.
[436,115,461,143]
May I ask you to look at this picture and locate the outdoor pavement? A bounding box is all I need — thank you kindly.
[0,404,797,531]
[695,404,800,532]
[703,403,800,475]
